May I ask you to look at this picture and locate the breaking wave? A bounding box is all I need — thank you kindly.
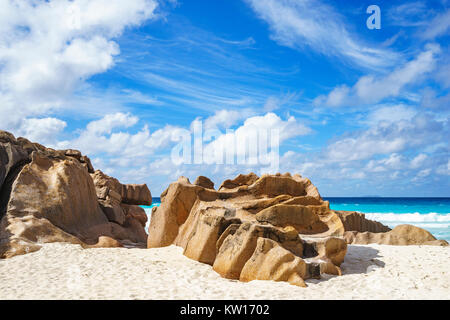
[364,212,450,223]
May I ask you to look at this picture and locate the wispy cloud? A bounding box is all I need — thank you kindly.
[314,44,440,107]
[111,21,304,119]
[244,0,400,70]
[420,9,450,39]
[386,1,433,27]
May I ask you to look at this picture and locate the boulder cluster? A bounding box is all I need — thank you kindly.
[0,131,151,258]
[148,173,348,287]
[336,210,447,246]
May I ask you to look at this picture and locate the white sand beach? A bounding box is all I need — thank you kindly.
[0,243,449,300]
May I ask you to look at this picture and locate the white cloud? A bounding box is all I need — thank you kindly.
[366,153,405,173]
[325,113,446,161]
[200,112,311,165]
[59,112,185,159]
[57,111,311,180]
[386,2,431,27]
[436,160,450,176]
[74,111,311,187]
[203,109,254,130]
[363,105,418,126]
[16,117,67,146]
[314,45,440,107]
[0,0,158,132]
[412,168,432,182]
[245,0,399,69]
[85,112,139,135]
[420,10,450,39]
[410,153,428,169]
[434,61,450,88]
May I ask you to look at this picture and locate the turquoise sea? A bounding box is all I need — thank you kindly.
[142,197,450,241]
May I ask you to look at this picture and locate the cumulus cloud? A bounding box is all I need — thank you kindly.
[59,110,312,189]
[363,105,418,126]
[410,153,428,169]
[85,112,139,135]
[436,160,450,176]
[273,109,448,195]
[0,0,158,133]
[203,109,254,130]
[58,112,187,159]
[245,0,399,69]
[325,113,446,161]
[16,117,67,146]
[366,154,405,173]
[202,112,311,165]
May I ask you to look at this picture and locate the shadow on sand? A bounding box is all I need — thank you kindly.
[339,245,385,275]
[305,245,385,285]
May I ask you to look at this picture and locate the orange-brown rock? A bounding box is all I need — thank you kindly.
[88,236,123,248]
[121,204,148,227]
[0,130,151,258]
[4,152,109,241]
[0,132,29,190]
[345,224,449,246]
[89,169,150,243]
[255,204,330,235]
[194,175,215,189]
[0,215,85,258]
[91,170,152,206]
[121,184,152,205]
[213,222,304,279]
[239,237,307,287]
[336,211,391,233]
[148,173,347,287]
[303,236,347,266]
[218,172,259,190]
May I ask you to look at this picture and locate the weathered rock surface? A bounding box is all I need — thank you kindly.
[148,173,347,287]
[345,224,449,246]
[121,203,148,227]
[336,211,448,246]
[240,237,308,287]
[0,130,151,258]
[336,211,391,233]
[194,176,215,189]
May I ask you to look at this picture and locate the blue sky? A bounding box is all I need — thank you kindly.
[0,0,449,196]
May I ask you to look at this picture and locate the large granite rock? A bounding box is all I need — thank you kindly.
[336,211,391,233]
[0,130,151,258]
[345,224,449,246]
[0,132,29,189]
[148,173,347,287]
[91,170,152,205]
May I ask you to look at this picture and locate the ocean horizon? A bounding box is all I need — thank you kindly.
[142,197,450,241]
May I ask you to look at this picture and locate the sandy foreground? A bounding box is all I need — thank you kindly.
[0,243,449,300]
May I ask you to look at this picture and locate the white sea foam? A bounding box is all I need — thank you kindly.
[409,223,450,229]
[365,212,450,223]
[144,208,153,231]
